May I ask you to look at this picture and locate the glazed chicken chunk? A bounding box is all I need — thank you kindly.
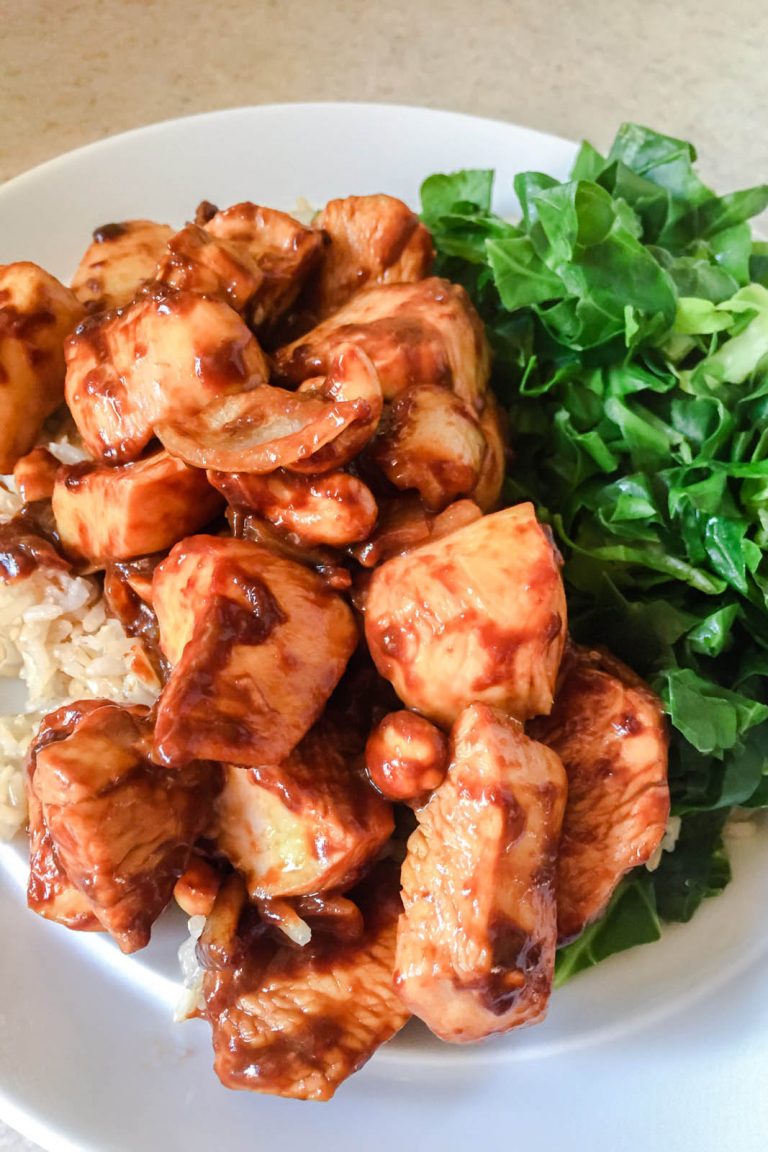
[530,644,670,942]
[154,223,264,312]
[26,701,217,953]
[310,194,434,318]
[52,448,223,564]
[202,862,410,1100]
[216,719,393,898]
[365,503,567,727]
[273,277,491,410]
[64,288,269,462]
[0,262,84,472]
[396,704,567,1042]
[70,220,175,311]
[208,468,378,547]
[205,202,324,331]
[156,344,382,476]
[152,535,357,768]
[372,383,489,511]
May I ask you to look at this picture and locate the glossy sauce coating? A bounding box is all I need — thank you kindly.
[0,262,84,472]
[365,710,448,802]
[309,194,434,319]
[52,447,224,564]
[27,700,218,952]
[529,644,670,942]
[0,500,70,584]
[154,222,264,312]
[13,446,59,503]
[273,277,490,410]
[64,289,269,463]
[202,861,410,1100]
[205,202,325,332]
[152,535,358,768]
[395,704,567,1042]
[209,468,378,547]
[173,854,222,918]
[372,383,487,511]
[365,502,567,727]
[70,219,174,311]
[156,343,381,476]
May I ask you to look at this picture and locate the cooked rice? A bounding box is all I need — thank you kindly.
[0,441,160,839]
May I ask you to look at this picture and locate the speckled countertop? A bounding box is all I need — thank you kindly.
[1,1,766,1148]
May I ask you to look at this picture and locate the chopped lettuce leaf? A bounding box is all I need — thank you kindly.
[421,120,768,975]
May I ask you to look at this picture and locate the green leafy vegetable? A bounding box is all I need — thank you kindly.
[422,122,768,982]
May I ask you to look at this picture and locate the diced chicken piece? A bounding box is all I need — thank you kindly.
[273,277,490,410]
[205,203,324,331]
[373,383,487,511]
[231,509,345,578]
[365,710,448,802]
[157,344,382,475]
[70,220,174,311]
[396,704,567,1042]
[365,503,566,727]
[529,645,670,942]
[0,262,84,471]
[154,223,264,312]
[64,288,269,463]
[26,700,217,953]
[104,555,166,681]
[52,449,223,564]
[13,446,59,503]
[152,535,357,767]
[208,468,377,547]
[202,862,410,1100]
[216,720,393,898]
[0,502,70,584]
[350,495,482,568]
[310,194,434,318]
[472,392,507,512]
[27,701,104,933]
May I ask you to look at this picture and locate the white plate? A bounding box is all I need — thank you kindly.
[1,103,766,1152]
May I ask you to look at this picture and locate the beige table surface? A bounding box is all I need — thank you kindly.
[1,0,766,1148]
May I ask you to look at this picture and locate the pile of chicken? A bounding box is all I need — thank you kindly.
[0,194,670,1101]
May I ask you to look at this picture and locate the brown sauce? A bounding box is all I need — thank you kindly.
[0,500,70,583]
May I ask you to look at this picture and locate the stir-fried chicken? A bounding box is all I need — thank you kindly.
[350,495,482,568]
[529,644,670,942]
[152,535,357,767]
[309,194,434,319]
[0,502,70,584]
[396,704,567,1042]
[472,392,507,512]
[154,223,264,312]
[65,288,269,462]
[70,220,174,311]
[365,503,567,727]
[52,449,223,564]
[26,700,218,953]
[0,262,84,472]
[205,202,324,331]
[273,277,490,410]
[365,710,448,802]
[27,701,104,932]
[373,383,488,511]
[13,446,59,503]
[216,719,393,898]
[157,344,382,475]
[202,862,410,1100]
[208,468,378,547]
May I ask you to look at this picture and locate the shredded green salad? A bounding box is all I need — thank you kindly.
[420,123,768,983]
